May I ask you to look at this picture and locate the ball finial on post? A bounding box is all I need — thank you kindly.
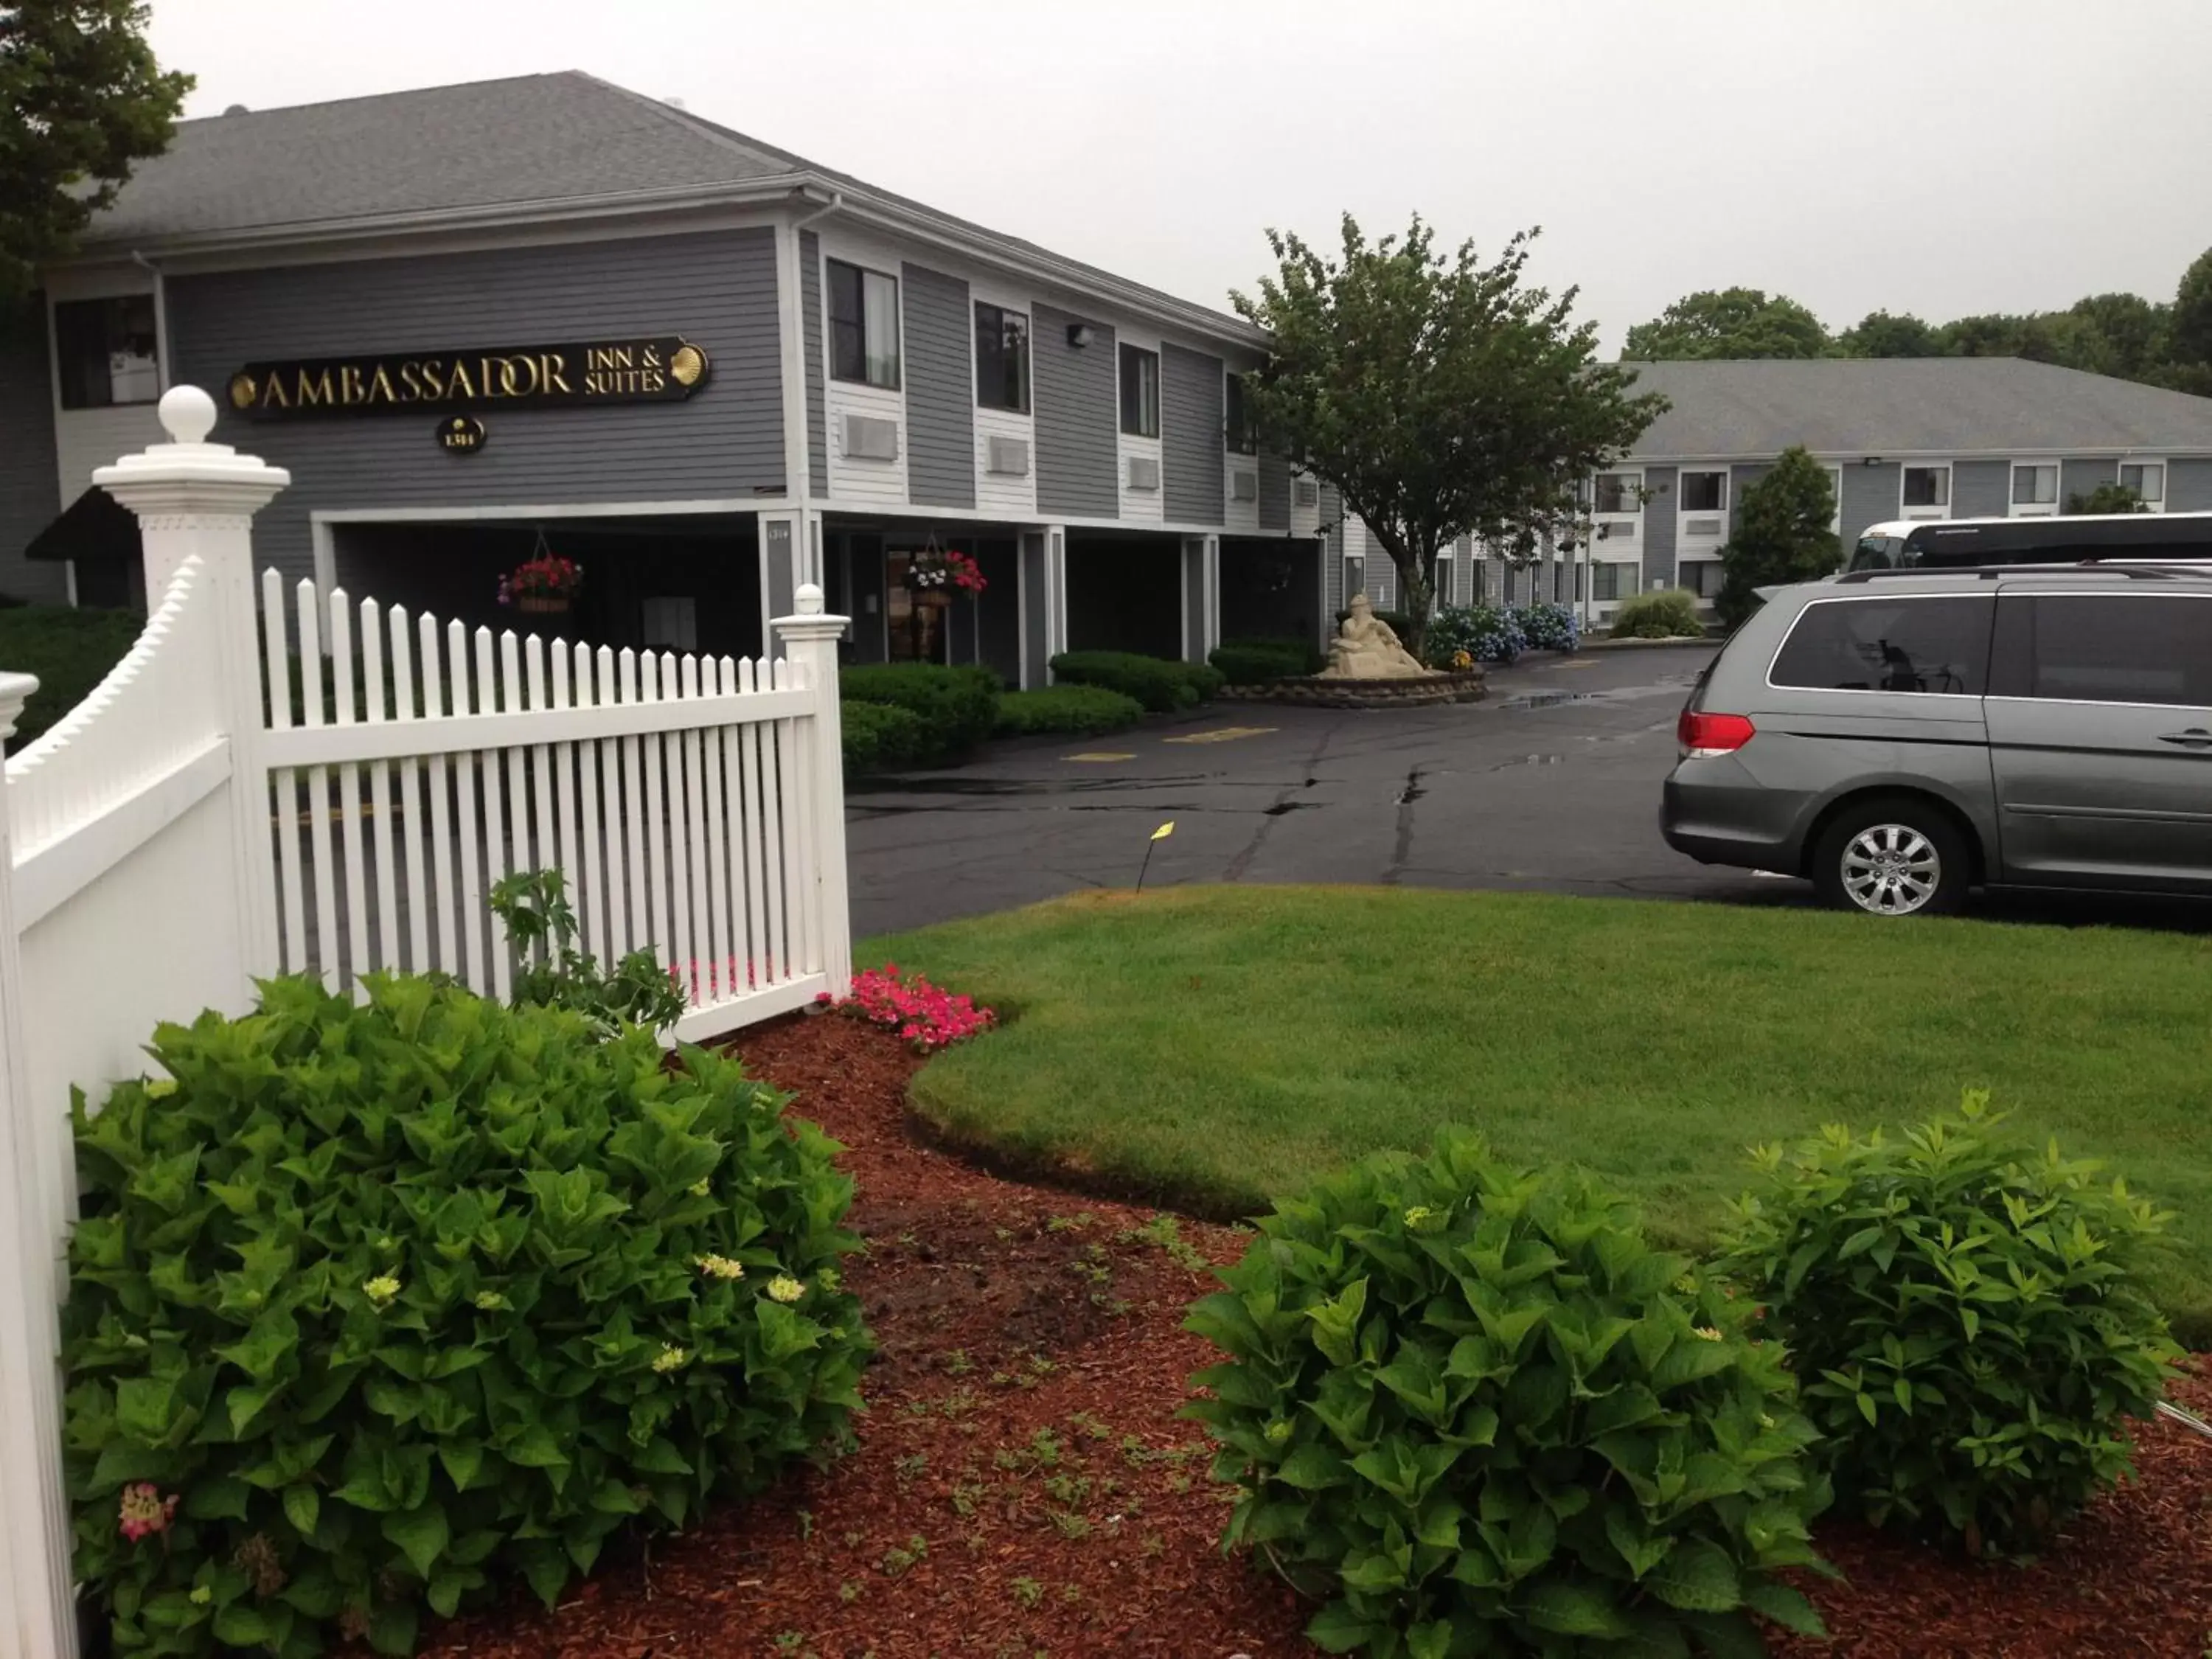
[796,582,825,616]
[157,384,219,446]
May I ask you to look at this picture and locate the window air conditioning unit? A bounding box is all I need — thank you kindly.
[1126,455,1160,491]
[1685,517,1723,537]
[1293,479,1320,508]
[842,413,900,462]
[1230,470,1258,502]
[986,435,1030,476]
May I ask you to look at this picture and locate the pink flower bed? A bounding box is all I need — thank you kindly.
[816,964,995,1054]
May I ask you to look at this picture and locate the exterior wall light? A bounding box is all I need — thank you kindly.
[1066,323,1095,349]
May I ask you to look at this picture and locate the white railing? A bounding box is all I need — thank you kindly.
[0,389,850,1656]
[259,574,839,1038]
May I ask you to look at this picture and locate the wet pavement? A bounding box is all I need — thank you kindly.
[846,647,1775,937]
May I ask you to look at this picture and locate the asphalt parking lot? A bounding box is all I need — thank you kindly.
[846,646,1775,938]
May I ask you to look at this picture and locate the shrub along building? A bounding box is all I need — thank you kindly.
[1464,358,2212,627]
[0,72,1338,681]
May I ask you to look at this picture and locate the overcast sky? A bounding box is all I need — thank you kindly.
[145,0,2212,351]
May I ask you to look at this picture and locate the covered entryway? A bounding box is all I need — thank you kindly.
[824,522,1022,685]
[329,513,763,658]
[1220,535,1323,647]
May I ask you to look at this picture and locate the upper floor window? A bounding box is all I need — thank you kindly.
[1901,464,1950,510]
[2119,462,2166,509]
[55,294,159,409]
[2011,463,2058,507]
[974,302,1029,413]
[1225,372,1256,454]
[1592,472,1642,515]
[828,258,900,389]
[1119,343,1159,438]
[1679,470,1728,512]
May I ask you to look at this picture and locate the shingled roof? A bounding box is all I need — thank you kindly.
[74,72,1265,343]
[1619,357,2212,459]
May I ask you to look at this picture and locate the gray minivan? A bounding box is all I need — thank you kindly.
[1660,565,2212,914]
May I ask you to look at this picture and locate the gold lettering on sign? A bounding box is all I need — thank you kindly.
[262,376,290,409]
[540,352,571,393]
[642,343,663,368]
[297,368,335,406]
[447,360,475,400]
[370,365,397,404]
[340,365,364,404]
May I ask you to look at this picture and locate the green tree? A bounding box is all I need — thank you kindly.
[1717,446,1840,627]
[1838,310,1940,358]
[1624,287,1831,359]
[2064,482,2149,515]
[2067,293,2171,380]
[0,1,191,298]
[2173,246,2212,369]
[1235,214,1663,655]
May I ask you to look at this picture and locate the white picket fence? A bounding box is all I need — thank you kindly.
[0,388,852,1656]
[260,572,838,1037]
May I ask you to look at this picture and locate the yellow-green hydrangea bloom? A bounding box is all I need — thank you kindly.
[651,1343,689,1374]
[766,1275,806,1304]
[695,1253,745,1281]
[362,1275,401,1309]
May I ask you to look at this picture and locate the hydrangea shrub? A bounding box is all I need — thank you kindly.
[1720,1091,2180,1559]
[1422,606,1525,668]
[66,973,869,1657]
[1512,602,1580,653]
[1186,1133,1831,1658]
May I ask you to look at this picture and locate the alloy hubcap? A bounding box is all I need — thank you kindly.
[1841,824,1941,915]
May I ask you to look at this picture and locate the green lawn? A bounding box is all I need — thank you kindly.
[869,886,2212,1343]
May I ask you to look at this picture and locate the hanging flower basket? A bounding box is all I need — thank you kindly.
[904,539,987,599]
[515,594,570,616]
[498,530,585,616]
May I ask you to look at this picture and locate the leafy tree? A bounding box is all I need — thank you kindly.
[1717,446,1840,627]
[2174,246,2212,369]
[0,1,192,299]
[1624,287,1831,360]
[1838,309,1940,358]
[1235,214,1663,655]
[2067,292,2170,381]
[2065,482,2149,515]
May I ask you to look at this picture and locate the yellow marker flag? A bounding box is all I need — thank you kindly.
[1150,821,1175,841]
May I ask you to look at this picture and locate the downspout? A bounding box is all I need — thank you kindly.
[129,251,169,392]
[780,191,844,588]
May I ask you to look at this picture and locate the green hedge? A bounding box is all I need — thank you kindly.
[838,663,1000,762]
[995,685,1144,738]
[66,974,869,1657]
[1609,589,1707,640]
[0,605,147,748]
[841,699,931,774]
[1048,651,1222,712]
[1208,636,1321,686]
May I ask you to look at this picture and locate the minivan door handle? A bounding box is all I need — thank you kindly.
[2157,728,2212,749]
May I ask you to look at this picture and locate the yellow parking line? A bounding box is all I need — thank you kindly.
[1161,726,1278,745]
[1063,751,1136,762]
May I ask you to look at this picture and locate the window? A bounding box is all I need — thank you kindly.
[1770,597,1992,695]
[2119,462,2167,509]
[1679,470,1727,512]
[1901,465,1951,509]
[1592,472,1641,515]
[55,294,159,409]
[1681,560,1725,598]
[1592,562,1625,602]
[1225,373,1256,454]
[1992,595,2211,707]
[828,258,900,389]
[1119,344,1159,437]
[2011,463,2059,507]
[973,302,1029,412]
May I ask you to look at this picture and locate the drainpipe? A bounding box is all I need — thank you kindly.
[779,191,844,588]
[129,251,169,392]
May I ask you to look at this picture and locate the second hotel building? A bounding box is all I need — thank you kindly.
[7,71,1337,678]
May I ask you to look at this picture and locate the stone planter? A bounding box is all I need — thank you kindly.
[1219,667,1487,709]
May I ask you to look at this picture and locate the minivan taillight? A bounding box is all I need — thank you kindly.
[1678,709,1756,759]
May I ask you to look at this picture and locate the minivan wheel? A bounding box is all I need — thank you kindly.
[1811,798,1969,917]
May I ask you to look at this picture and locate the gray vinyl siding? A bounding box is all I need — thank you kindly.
[2169,458,2212,512]
[900,263,975,509]
[1159,344,1224,526]
[1321,483,1346,618]
[0,296,66,605]
[1951,459,2006,520]
[1032,304,1116,519]
[167,227,787,583]
[801,229,827,498]
[2061,457,2117,507]
[1837,462,1896,547]
[1258,450,1291,531]
[1641,465,1677,590]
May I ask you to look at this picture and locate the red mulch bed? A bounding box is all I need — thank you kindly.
[402,1013,2212,1658]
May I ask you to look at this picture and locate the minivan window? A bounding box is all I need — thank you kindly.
[1990,594,2212,708]
[1770,597,1992,695]
[1849,535,1906,571]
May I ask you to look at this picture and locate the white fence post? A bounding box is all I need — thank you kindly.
[773,583,852,1000]
[0,671,76,1659]
[92,386,291,995]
